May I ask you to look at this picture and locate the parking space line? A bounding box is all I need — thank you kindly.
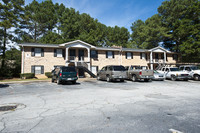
[169,129,184,133]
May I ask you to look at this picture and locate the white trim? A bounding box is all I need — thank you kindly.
[60,40,96,48]
[148,46,171,53]
[22,46,24,74]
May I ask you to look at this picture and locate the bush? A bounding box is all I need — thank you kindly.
[20,73,35,79]
[45,72,52,78]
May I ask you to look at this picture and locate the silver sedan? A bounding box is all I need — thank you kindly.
[152,70,165,81]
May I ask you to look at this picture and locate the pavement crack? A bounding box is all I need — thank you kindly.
[0,118,6,132]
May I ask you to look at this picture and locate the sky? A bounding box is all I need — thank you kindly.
[25,0,166,32]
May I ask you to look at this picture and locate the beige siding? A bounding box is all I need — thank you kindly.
[121,52,149,67]
[91,50,121,70]
[23,47,65,74]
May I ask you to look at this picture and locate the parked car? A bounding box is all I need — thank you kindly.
[179,65,200,81]
[152,70,165,81]
[125,65,154,82]
[157,66,190,81]
[97,65,126,82]
[52,66,78,84]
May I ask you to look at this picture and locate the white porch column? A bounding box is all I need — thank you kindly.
[87,48,91,71]
[150,51,153,70]
[164,52,166,64]
[21,46,24,74]
[65,47,69,66]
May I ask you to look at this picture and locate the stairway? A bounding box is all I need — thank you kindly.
[76,62,96,78]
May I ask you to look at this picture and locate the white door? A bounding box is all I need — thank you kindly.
[91,66,97,74]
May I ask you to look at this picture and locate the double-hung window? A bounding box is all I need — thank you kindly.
[54,49,63,57]
[140,53,147,60]
[126,52,133,59]
[31,65,44,74]
[91,50,98,58]
[106,51,114,59]
[31,48,44,57]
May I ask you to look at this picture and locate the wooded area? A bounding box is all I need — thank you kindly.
[0,0,200,77]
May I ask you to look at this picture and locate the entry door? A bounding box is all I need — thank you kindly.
[78,50,84,61]
[91,66,98,74]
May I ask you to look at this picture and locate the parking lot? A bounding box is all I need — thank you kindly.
[0,79,200,133]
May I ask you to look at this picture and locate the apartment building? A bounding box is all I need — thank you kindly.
[19,40,179,78]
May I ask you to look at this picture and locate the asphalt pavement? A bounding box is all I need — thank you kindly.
[0,79,200,133]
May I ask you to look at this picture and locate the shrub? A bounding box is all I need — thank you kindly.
[20,73,35,79]
[45,72,52,78]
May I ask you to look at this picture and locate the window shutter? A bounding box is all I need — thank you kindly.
[125,52,127,59]
[41,48,44,57]
[172,54,175,60]
[54,49,57,57]
[140,53,142,59]
[41,66,44,74]
[166,54,168,61]
[97,66,99,72]
[145,53,147,60]
[62,49,65,58]
[31,48,35,57]
[106,51,108,58]
[112,51,115,58]
[96,50,98,58]
[31,66,35,73]
[131,53,133,59]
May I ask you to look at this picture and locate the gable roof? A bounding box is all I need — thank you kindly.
[148,46,171,53]
[59,40,96,48]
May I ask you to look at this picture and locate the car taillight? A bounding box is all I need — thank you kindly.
[139,71,142,75]
[60,73,62,77]
[77,72,78,77]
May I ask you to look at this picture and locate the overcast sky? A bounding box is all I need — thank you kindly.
[25,0,166,31]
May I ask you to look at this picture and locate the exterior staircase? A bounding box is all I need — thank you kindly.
[76,62,96,78]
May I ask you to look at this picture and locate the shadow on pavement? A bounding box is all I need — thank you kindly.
[0,84,9,88]
[60,82,81,85]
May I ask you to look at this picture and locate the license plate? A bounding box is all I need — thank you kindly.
[119,76,122,78]
[67,78,72,80]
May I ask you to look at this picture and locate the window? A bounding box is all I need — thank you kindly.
[31,48,44,57]
[106,51,114,58]
[126,52,133,59]
[54,49,64,57]
[173,54,178,60]
[140,53,147,60]
[31,65,44,74]
[185,67,191,71]
[91,50,98,58]
[179,67,184,71]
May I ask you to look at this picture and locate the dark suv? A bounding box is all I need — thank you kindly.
[52,66,78,84]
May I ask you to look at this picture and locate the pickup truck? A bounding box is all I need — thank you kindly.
[125,65,154,82]
[179,65,200,81]
[157,66,190,81]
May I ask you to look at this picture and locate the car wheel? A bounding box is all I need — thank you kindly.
[144,79,149,82]
[106,76,111,82]
[194,75,200,81]
[132,75,137,82]
[171,76,176,81]
[72,80,76,84]
[183,79,188,81]
[120,79,124,82]
[51,78,54,83]
[97,75,100,80]
[57,78,61,85]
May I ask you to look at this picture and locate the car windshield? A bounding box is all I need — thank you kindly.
[154,70,159,74]
[191,66,199,70]
[62,67,76,72]
[113,66,126,71]
[170,68,179,71]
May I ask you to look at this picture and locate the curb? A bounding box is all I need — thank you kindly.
[0,80,51,84]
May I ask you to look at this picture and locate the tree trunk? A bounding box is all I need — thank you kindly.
[1,28,7,69]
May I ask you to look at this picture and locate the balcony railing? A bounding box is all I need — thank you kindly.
[67,56,88,62]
